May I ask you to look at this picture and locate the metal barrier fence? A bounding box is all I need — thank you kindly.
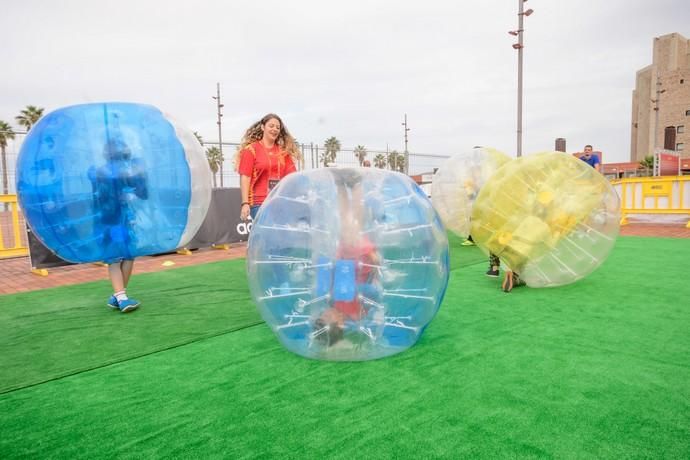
[0,194,28,258]
[203,141,450,189]
[1,133,450,192]
[612,176,690,227]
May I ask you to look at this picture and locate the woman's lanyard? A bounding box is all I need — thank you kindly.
[267,145,282,191]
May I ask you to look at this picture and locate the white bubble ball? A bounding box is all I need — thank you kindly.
[431,147,511,237]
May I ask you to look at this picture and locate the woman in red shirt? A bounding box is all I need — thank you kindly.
[236,113,300,220]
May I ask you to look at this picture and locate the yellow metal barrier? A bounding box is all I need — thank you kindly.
[0,194,29,258]
[612,176,690,227]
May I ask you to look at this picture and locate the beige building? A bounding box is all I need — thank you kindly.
[631,32,690,161]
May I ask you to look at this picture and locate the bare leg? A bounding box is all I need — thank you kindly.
[121,259,134,288]
[107,260,139,311]
[108,262,126,293]
[501,270,514,292]
[501,270,524,292]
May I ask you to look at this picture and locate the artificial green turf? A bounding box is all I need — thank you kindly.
[0,233,482,395]
[1,236,689,458]
[447,232,487,270]
[0,259,261,393]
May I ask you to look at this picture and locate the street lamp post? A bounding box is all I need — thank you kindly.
[212,82,225,187]
[402,113,410,173]
[510,0,533,157]
[652,77,666,152]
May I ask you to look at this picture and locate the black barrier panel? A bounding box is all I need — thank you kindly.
[28,188,249,270]
[185,187,250,249]
[27,227,77,269]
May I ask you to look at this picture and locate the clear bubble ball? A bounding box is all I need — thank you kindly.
[247,168,450,361]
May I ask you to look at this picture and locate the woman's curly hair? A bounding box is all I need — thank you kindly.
[234,113,301,170]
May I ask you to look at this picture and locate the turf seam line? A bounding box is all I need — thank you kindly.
[0,319,265,395]
[454,260,491,271]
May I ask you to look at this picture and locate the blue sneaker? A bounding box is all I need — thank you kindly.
[107,295,119,310]
[118,298,140,313]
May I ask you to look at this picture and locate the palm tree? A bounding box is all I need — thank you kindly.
[394,152,407,173]
[193,131,204,146]
[15,105,44,131]
[353,145,368,166]
[386,150,406,172]
[322,136,341,167]
[206,146,223,188]
[639,155,654,176]
[0,121,16,211]
[373,153,386,169]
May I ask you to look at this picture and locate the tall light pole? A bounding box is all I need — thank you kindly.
[212,82,225,187]
[510,0,534,157]
[402,113,410,173]
[652,76,666,152]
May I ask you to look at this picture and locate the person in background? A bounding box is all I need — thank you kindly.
[235,113,301,220]
[579,144,601,172]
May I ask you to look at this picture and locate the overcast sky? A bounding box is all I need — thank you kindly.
[2,0,689,167]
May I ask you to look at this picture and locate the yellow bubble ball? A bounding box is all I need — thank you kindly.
[470,151,620,287]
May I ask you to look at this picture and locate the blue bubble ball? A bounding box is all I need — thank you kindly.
[247,168,450,361]
[16,102,212,263]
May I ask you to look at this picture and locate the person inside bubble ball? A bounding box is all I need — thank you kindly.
[90,138,148,313]
[313,170,382,347]
[499,261,525,293]
[493,194,556,293]
[484,245,524,292]
[236,113,301,221]
[487,245,526,293]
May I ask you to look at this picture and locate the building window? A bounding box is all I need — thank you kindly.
[687,109,690,116]
[679,125,685,134]
[677,143,685,151]
[682,79,685,84]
